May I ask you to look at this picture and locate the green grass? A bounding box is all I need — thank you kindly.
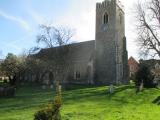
[0,85,160,120]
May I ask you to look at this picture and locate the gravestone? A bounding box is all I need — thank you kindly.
[50,84,54,89]
[139,82,144,91]
[109,84,114,94]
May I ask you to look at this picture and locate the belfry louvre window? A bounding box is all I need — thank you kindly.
[103,13,109,24]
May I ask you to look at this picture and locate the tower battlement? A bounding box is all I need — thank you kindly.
[96,0,114,9]
[96,0,124,12]
[96,0,111,8]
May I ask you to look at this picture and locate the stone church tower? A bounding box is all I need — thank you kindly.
[95,0,128,85]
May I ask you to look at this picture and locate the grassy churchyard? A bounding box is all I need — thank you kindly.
[0,85,160,120]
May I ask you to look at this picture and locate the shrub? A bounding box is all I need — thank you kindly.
[3,79,9,83]
[135,63,154,88]
[34,108,53,120]
[34,89,62,120]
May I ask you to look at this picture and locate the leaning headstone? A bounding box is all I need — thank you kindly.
[58,85,62,93]
[109,84,114,94]
[156,77,160,88]
[56,85,62,95]
[50,84,54,89]
[139,82,144,91]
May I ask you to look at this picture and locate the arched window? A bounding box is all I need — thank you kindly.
[103,12,108,24]
[75,71,80,79]
[74,70,80,79]
[119,13,122,24]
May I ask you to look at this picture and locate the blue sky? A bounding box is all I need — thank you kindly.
[0,0,72,58]
[0,0,138,59]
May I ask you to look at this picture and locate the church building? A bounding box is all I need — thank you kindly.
[32,0,128,85]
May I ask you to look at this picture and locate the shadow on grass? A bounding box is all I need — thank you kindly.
[63,85,158,106]
[63,87,107,101]
[63,84,102,91]
[0,101,47,110]
[0,86,54,112]
[63,85,135,105]
[152,96,160,105]
[109,85,135,95]
[63,112,103,120]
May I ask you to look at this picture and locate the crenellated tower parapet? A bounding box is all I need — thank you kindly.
[96,0,114,9]
[96,0,124,12]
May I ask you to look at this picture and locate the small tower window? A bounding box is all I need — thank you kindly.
[103,12,109,24]
[119,13,122,24]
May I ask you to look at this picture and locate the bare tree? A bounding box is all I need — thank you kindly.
[135,0,160,58]
[35,25,74,87]
[37,25,74,48]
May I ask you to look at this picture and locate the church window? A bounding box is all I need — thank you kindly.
[119,13,122,24]
[103,12,109,24]
[75,71,80,79]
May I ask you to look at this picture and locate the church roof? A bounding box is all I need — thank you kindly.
[36,40,95,63]
[69,40,95,62]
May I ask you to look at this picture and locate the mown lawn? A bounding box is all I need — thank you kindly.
[0,85,160,120]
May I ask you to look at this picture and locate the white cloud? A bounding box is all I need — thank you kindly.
[52,0,103,41]
[0,9,32,31]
